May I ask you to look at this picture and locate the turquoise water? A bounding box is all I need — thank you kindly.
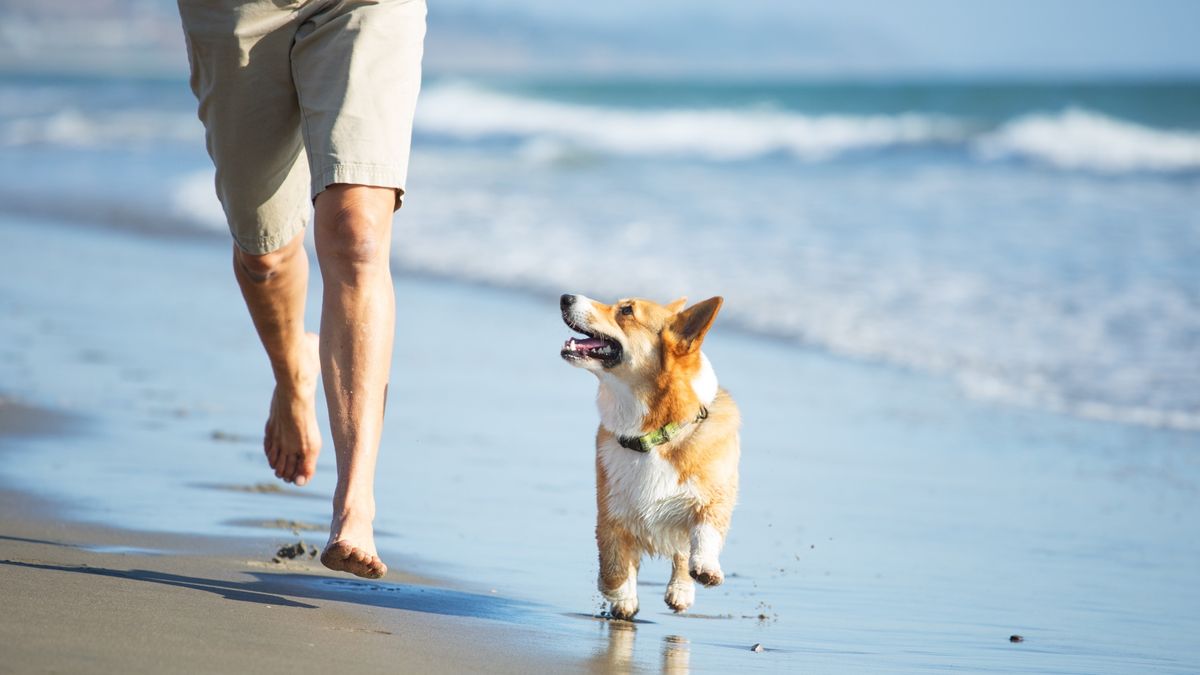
[503,79,1200,128]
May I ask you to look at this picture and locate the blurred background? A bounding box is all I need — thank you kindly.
[2,2,1199,670]
[2,0,1197,432]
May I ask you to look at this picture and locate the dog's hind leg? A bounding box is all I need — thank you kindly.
[665,552,696,612]
[597,521,641,620]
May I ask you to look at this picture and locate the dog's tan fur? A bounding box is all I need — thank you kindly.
[561,294,740,619]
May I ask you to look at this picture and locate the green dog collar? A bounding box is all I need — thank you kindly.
[618,406,709,453]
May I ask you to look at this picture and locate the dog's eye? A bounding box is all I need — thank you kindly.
[620,305,634,316]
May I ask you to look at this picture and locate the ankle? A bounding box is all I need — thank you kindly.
[332,497,376,524]
[272,360,317,393]
[274,373,316,396]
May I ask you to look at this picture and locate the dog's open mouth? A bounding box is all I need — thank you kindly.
[561,320,623,367]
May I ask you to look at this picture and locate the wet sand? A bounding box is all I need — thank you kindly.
[0,403,581,674]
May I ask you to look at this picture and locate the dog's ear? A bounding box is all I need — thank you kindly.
[665,297,688,313]
[667,297,722,355]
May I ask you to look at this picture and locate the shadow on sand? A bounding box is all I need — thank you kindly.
[0,558,538,622]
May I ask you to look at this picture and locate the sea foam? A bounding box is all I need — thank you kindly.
[5,82,1199,176]
[415,84,1200,173]
[975,107,1200,173]
[415,83,969,161]
[0,107,200,148]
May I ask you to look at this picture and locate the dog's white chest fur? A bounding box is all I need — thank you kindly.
[598,435,698,555]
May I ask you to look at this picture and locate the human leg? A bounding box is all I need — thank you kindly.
[286,0,425,578]
[313,184,397,579]
[233,233,322,486]
[180,1,322,484]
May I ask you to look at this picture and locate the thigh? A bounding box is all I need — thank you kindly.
[179,0,312,254]
[290,0,427,207]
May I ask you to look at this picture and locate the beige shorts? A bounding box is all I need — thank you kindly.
[179,0,426,254]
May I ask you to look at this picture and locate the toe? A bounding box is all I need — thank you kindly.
[296,456,318,487]
[320,542,387,579]
[281,454,297,482]
[265,436,280,468]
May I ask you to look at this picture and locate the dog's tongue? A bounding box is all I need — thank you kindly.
[566,336,609,353]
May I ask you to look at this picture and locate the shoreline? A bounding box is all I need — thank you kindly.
[5,192,1199,437]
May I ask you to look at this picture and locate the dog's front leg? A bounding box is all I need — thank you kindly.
[688,519,727,587]
[665,552,696,612]
[597,521,640,620]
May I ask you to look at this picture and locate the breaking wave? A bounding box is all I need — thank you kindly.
[415,84,1200,173]
[975,107,1200,173]
[4,81,1199,175]
[415,83,970,161]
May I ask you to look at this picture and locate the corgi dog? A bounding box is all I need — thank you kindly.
[560,293,740,619]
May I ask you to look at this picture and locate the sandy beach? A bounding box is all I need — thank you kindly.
[2,207,1199,674]
[0,480,573,674]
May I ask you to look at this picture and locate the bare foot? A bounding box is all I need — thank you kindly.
[263,332,321,486]
[321,509,386,579]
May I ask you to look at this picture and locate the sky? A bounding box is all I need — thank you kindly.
[0,0,1198,77]
[427,0,1200,76]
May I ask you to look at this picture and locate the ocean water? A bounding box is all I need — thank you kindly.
[2,73,1200,672]
[2,74,1198,432]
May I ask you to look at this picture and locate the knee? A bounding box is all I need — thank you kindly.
[234,241,299,283]
[316,203,391,275]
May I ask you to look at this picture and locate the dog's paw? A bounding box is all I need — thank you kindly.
[664,581,695,613]
[608,597,639,620]
[689,562,724,587]
[601,576,639,620]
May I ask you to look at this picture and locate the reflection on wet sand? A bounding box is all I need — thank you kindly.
[591,620,637,672]
[588,620,692,674]
[662,634,690,674]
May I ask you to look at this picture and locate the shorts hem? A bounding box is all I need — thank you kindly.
[312,163,408,208]
[230,200,310,256]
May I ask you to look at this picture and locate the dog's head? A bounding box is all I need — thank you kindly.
[560,293,723,384]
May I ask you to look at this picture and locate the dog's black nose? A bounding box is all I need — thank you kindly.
[560,294,575,311]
